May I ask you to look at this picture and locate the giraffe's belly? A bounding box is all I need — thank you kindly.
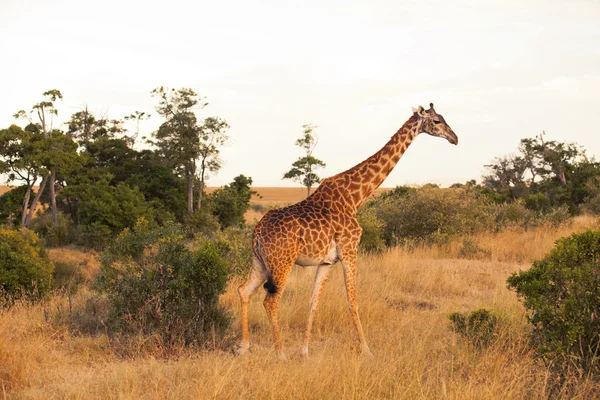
[295,244,338,267]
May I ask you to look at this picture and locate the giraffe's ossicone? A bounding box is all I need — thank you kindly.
[235,103,458,360]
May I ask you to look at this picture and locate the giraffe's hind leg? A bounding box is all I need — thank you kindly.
[234,256,267,356]
[262,261,293,360]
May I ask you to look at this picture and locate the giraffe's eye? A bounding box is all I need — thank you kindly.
[433,120,442,124]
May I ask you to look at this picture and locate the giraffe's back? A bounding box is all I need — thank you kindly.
[253,199,339,268]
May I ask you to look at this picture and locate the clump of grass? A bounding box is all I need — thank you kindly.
[449,308,500,348]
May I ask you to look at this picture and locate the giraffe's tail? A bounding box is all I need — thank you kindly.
[254,238,278,294]
[263,278,278,294]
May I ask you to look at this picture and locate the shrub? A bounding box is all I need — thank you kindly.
[535,205,571,228]
[507,230,600,374]
[0,185,28,226]
[493,201,535,230]
[449,308,499,348]
[205,225,254,276]
[458,238,491,259]
[524,192,552,212]
[357,206,385,253]
[208,175,256,228]
[97,220,229,346]
[368,186,495,246]
[0,228,54,301]
[74,222,114,250]
[184,208,221,236]
[31,211,74,247]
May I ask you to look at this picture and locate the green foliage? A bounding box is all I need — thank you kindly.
[203,225,254,276]
[208,175,256,228]
[449,309,499,347]
[184,208,221,236]
[458,238,491,259]
[583,176,600,215]
[97,220,229,346]
[66,177,154,247]
[0,228,53,300]
[367,186,496,246]
[356,206,385,253]
[507,230,600,374]
[0,186,28,226]
[483,134,600,214]
[31,211,73,247]
[52,261,86,293]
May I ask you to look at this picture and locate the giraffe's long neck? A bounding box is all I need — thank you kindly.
[317,114,420,211]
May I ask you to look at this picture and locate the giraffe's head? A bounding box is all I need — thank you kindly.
[412,103,458,145]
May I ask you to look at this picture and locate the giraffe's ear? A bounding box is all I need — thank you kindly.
[411,106,418,114]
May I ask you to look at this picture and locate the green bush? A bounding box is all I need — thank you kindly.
[367,186,495,246]
[0,186,28,226]
[357,206,385,253]
[449,308,499,348]
[493,201,535,230]
[96,220,229,346]
[74,222,114,250]
[507,230,600,374]
[204,225,254,276]
[52,261,86,293]
[0,228,54,301]
[458,238,491,259]
[184,208,221,236]
[31,211,74,247]
[208,174,256,229]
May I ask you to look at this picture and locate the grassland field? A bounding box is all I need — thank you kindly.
[1,186,599,399]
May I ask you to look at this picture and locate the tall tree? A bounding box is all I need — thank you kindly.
[0,125,45,226]
[151,87,228,215]
[196,116,229,211]
[13,90,65,225]
[209,174,257,228]
[151,87,205,215]
[124,111,151,148]
[283,124,326,198]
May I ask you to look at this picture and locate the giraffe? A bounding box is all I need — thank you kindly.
[235,103,458,359]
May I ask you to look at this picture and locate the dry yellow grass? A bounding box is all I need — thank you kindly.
[1,216,599,399]
[0,186,13,196]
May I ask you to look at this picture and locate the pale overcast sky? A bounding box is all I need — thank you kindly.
[1,0,599,187]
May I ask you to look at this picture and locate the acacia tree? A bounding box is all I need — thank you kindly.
[13,90,69,226]
[151,87,205,215]
[124,110,151,148]
[196,116,229,211]
[283,124,326,198]
[151,87,228,215]
[0,125,45,226]
[483,132,599,211]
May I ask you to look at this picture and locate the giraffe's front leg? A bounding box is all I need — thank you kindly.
[339,255,374,358]
[301,264,333,358]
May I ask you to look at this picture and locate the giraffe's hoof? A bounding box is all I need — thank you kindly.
[300,348,309,359]
[362,348,374,359]
[232,345,249,356]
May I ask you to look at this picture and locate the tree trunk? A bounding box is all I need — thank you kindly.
[197,184,204,212]
[21,184,32,226]
[197,163,206,212]
[49,168,58,225]
[187,174,194,216]
[24,174,49,228]
[306,184,311,199]
[555,167,567,186]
